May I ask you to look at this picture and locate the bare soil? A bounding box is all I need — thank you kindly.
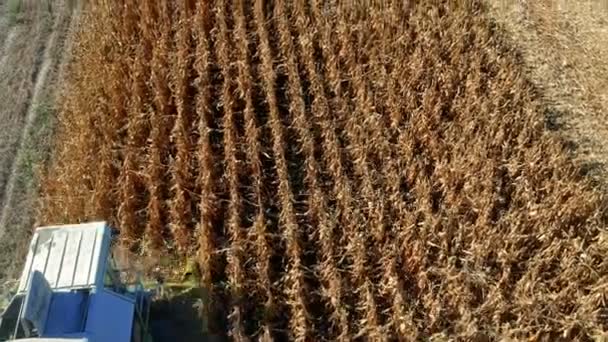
[0,0,80,287]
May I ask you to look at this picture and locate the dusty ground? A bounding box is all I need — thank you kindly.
[0,0,79,291]
[488,0,608,182]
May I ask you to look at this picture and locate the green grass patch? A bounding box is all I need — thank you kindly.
[16,102,54,187]
[6,0,23,26]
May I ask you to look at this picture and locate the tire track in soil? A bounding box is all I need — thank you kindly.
[0,28,18,70]
[0,3,76,239]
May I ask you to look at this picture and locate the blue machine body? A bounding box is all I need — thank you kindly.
[0,222,150,342]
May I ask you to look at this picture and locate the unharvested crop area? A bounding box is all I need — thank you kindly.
[41,0,608,340]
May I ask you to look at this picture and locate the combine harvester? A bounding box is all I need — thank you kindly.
[0,222,203,342]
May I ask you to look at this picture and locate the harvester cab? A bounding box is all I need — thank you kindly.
[0,222,153,342]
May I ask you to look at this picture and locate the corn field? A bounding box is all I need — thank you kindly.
[40,0,608,340]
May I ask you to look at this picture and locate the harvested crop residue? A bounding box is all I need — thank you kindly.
[488,0,608,180]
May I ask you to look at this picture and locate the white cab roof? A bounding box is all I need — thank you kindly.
[18,222,111,293]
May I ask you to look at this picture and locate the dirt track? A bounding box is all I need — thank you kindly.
[0,0,79,287]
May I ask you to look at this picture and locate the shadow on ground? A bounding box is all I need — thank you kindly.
[150,294,222,342]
